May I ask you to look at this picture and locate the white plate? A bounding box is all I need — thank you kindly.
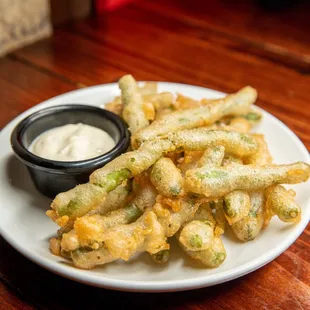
[0,83,309,293]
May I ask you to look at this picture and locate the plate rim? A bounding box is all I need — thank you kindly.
[0,82,309,292]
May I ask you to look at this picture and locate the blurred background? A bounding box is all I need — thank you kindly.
[0,0,308,56]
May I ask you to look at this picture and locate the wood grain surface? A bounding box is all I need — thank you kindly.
[1,0,310,309]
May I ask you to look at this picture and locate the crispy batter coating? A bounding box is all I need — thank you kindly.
[179,203,216,252]
[61,182,157,251]
[179,237,227,268]
[90,139,175,184]
[224,191,251,225]
[119,74,149,134]
[71,246,115,269]
[169,129,258,157]
[102,210,168,261]
[231,191,265,241]
[185,162,310,197]
[244,134,273,166]
[150,157,184,198]
[197,145,225,168]
[132,86,257,148]
[265,185,301,223]
[153,196,200,237]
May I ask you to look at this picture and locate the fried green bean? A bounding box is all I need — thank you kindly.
[179,204,215,251]
[179,220,213,251]
[209,200,226,236]
[145,92,174,112]
[71,246,115,269]
[72,210,168,268]
[265,185,301,223]
[90,139,175,185]
[169,129,258,157]
[222,154,243,166]
[48,139,174,226]
[132,86,257,148]
[244,134,273,166]
[197,145,225,168]
[150,249,170,264]
[57,185,132,237]
[97,182,131,215]
[102,210,168,261]
[224,190,251,225]
[179,237,227,268]
[47,183,109,227]
[150,196,200,261]
[119,74,149,134]
[229,117,251,133]
[153,196,200,237]
[241,110,262,123]
[61,182,157,251]
[150,157,184,198]
[185,162,310,197]
[139,82,158,95]
[231,191,265,241]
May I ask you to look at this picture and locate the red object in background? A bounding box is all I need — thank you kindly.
[96,0,139,12]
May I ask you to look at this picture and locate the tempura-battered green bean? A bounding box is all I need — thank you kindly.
[61,182,157,251]
[48,140,174,226]
[97,182,131,215]
[179,220,214,251]
[119,74,149,134]
[244,134,272,166]
[242,110,262,123]
[231,191,265,241]
[139,82,158,95]
[90,139,175,184]
[178,144,224,252]
[169,129,258,157]
[179,204,215,251]
[197,145,225,168]
[153,197,200,237]
[209,200,226,236]
[132,86,257,148]
[47,183,109,226]
[102,210,168,261]
[179,237,227,268]
[185,162,310,197]
[145,92,174,112]
[150,157,184,198]
[222,154,243,166]
[266,185,301,223]
[150,197,201,261]
[71,246,115,269]
[72,211,168,268]
[224,191,251,225]
[57,183,130,237]
[150,249,170,264]
[229,117,251,133]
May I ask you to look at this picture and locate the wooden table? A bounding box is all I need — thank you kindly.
[1,0,310,309]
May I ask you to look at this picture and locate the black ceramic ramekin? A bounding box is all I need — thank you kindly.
[11,105,130,198]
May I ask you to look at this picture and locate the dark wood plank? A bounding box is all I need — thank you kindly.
[0,282,35,310]
[63,9,310,149]
[11,19,310,149]
[0,58,75,128]
[137,0,310,68]
[12,34,163,86]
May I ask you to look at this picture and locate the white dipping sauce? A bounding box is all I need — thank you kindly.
[29,123,115,161]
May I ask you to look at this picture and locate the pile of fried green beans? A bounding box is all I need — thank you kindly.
[47,75,310,270]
